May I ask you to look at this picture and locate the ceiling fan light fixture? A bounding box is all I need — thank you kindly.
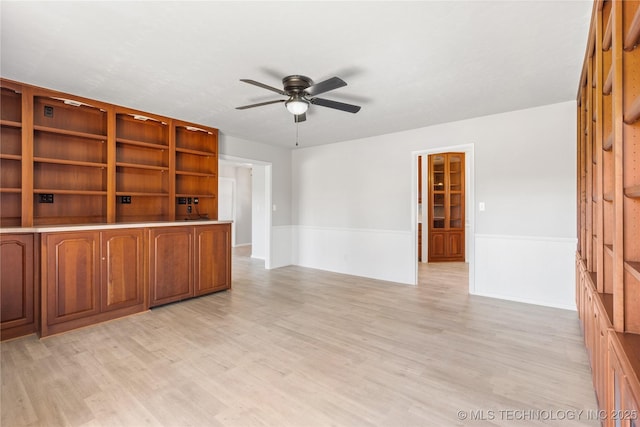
[285,96,309,115]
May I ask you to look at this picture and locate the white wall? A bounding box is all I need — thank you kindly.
[235,167,252,245]
[292,101,577,309]
[251,165,266,260]
[219,165,252,246]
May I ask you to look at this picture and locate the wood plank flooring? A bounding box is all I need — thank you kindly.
[2,249,598,426]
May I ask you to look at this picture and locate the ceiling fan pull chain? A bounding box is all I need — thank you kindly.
[296,122,299,147]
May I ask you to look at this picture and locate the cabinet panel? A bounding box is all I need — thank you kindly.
[149,227,193,306]
[44,232,100,325]
[448,231,464,258]
[430,232,446,258]
[194,224,231,296]
[101,229,144,312]
[0,234,35,339]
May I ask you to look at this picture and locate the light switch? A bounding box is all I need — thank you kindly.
[479,202,485,211]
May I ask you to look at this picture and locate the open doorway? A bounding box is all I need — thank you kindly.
[413,144,475,292]
[219,155,272,269]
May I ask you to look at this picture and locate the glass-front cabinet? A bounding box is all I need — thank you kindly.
[428,153,465,262]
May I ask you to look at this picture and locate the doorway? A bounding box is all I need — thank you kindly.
[219,155,272,269]
[413,144,474,292]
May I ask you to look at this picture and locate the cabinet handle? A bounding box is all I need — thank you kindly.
[102,257,106,261]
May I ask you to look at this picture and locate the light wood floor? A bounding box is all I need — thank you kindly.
[2,248,598,426]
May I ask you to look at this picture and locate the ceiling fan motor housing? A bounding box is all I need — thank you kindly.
[283,75,313,95]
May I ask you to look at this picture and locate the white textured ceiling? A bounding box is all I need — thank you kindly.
[1,1,591,148]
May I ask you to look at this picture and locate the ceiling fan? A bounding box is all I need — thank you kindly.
[236,75,361,123]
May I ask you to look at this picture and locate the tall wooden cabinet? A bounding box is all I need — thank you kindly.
[428,153,465,262]
[576,0,640,423]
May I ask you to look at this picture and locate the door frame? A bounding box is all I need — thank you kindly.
[218,176,237,246]
[411,143,475,292]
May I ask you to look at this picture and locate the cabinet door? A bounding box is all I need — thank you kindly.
[149,227,193,306]
[194,224,231,296]
[44,231,100,325]
[101,229,144,312]
[448,231,464,259]
[0,234,35,339]
[429,232,447,259]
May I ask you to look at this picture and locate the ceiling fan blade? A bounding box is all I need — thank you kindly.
[294,113,306,123]
[305,77,347,96]
[310,97,361,113]
[240,79,286,95]
[236,99,285,110]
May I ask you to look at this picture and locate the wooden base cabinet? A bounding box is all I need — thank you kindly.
[195,224,231,296]
[41,229,145,337]
[149,223,231,307]
[0,234,37,340]
[149,226,194,306]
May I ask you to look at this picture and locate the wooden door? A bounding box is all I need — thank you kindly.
[148,227,193,306]
[101,229,144,312]
[43,231,101,325]
[194,224,231,296]
[428,153,465,262]
[0,234,35,339]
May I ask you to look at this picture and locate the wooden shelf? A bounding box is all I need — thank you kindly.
[0,119,21,129]
[624,96,640,125]
[176,194,215,199]
[34,157,107,169]
[604,244,614,257]
[624,4,640,51]
[603,131,613,151]
[175,170,216,178]
[604,12,612,51]
[0,188,21,194]
[116,138,168,150]
[34,189,107,196]
[0,154,21,161]
[116,191,169,197]
[598,291,614,325]
[614,332,640,388]
[34,125,107,141]
[625,185,640,199]
[625,261,640,282]
[603,65,613,95]
[175,147,216,157]
[116,162,169,172]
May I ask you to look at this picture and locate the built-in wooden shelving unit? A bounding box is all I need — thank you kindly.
[576,1,640,423]
[0,78,219,227]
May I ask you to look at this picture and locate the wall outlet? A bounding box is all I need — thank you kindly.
[187,197,192,204]
[39,194,54,203]
[187,205,192,214]
[177,197,187,205]
[193,197,199,205]
[120,195,132,204]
